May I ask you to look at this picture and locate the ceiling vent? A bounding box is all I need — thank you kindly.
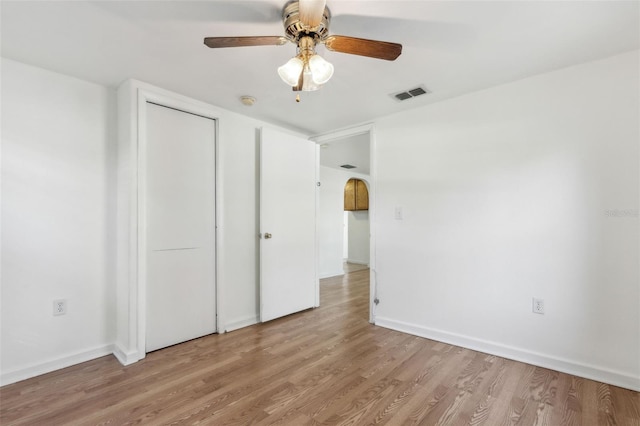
[340,164,356,169]
[391,86,431,102]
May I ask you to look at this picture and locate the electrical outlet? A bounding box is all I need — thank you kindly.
[53,299,67,316]
[532,298,545,314]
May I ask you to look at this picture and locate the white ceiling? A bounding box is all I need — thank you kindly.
[1,1,638,135]
[319,132,370,175]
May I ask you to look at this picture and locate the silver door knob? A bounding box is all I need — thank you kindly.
[264,233,272,239]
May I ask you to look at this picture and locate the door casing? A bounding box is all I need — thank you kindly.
[115,80,224,364]
[312,124,377,323]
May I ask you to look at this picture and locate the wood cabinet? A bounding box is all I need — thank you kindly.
[344,179,369,211]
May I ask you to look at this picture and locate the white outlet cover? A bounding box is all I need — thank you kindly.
[532,298,545,314]
[394,206,403,220]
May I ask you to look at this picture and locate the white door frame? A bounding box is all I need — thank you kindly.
[115,80,224,364]
[312,123,377,323]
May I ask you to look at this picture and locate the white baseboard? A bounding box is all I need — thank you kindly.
[0,344,114,387]
[113,343,140,366]
[224,315,260,332]
[346,259,369,266]
[375,316,640,392]
[319,270,345,279]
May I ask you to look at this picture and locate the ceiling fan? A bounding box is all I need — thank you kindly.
[203,0,402,93]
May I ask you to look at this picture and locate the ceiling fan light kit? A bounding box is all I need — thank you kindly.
[301,67,320,91]
[204,0,402,96]
[307,54,333,84]
[278,35,333,90]
[277,57,304,86]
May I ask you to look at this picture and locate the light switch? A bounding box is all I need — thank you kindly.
[395,206,403,220]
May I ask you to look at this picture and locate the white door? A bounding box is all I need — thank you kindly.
[145,102,216,352]
[260,127,318,322]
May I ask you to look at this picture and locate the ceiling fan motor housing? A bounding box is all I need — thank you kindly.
[283,0,331,44]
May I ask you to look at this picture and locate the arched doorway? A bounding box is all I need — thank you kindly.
[343,178,370,272]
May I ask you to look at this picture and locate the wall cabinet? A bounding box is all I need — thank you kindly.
[344,179,369,211]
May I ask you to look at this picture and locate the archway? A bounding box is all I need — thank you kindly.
[343,178,370,272]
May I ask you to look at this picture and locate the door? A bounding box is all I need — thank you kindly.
[260,127,318,322]
[145,102,216,352]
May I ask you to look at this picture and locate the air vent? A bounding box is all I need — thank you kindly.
[340,164,356,169]
[395,92,412,101]
[409,87,427,97]
[391,86,431,102]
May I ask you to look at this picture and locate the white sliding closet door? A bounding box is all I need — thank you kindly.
[145,102,216,352]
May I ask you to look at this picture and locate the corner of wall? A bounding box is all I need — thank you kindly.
[112,343,140,366]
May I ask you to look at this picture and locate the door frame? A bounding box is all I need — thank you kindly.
[116,80,224,364]
[312,123,377,323]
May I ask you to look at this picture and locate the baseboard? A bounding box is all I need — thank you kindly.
[224,315,260,332]
[0,344,114,387]
[375,316,640,392]
[319,270,345,279]
[113,343,140,366]
[346,259,369,266]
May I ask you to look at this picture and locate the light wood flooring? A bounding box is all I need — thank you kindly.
[1,269,639,425]
[343,262,369,274]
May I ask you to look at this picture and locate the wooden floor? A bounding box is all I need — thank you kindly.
[1,270,639,425]
[343,261,369,274]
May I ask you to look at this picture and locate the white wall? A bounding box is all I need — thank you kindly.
[1,59,117,384]
[318,166,370,278]
[347,211,370,265]
[373,50,640,390]
[1,59,307,383]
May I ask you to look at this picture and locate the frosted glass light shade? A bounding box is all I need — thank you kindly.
[278,57,304,86]
[308,54,334,84]
[302,67,320,91]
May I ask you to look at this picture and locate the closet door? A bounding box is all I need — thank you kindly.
[145,102,216,352]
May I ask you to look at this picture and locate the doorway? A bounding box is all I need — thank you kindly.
[343,178,370,273]
[315,124,376,322]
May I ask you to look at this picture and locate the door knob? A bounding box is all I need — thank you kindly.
[264,233,272,239]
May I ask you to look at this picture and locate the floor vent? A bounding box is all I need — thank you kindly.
[392,86,431,102]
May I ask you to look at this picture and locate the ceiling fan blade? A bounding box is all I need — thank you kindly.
[324,36,402,61]
[299,0,326,28]
[204,36,287,48]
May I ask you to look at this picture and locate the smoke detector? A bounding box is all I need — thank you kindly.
[240,95,256,106]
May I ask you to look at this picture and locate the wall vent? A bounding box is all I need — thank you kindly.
[340,164,356,169]
[391,86,431,102]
